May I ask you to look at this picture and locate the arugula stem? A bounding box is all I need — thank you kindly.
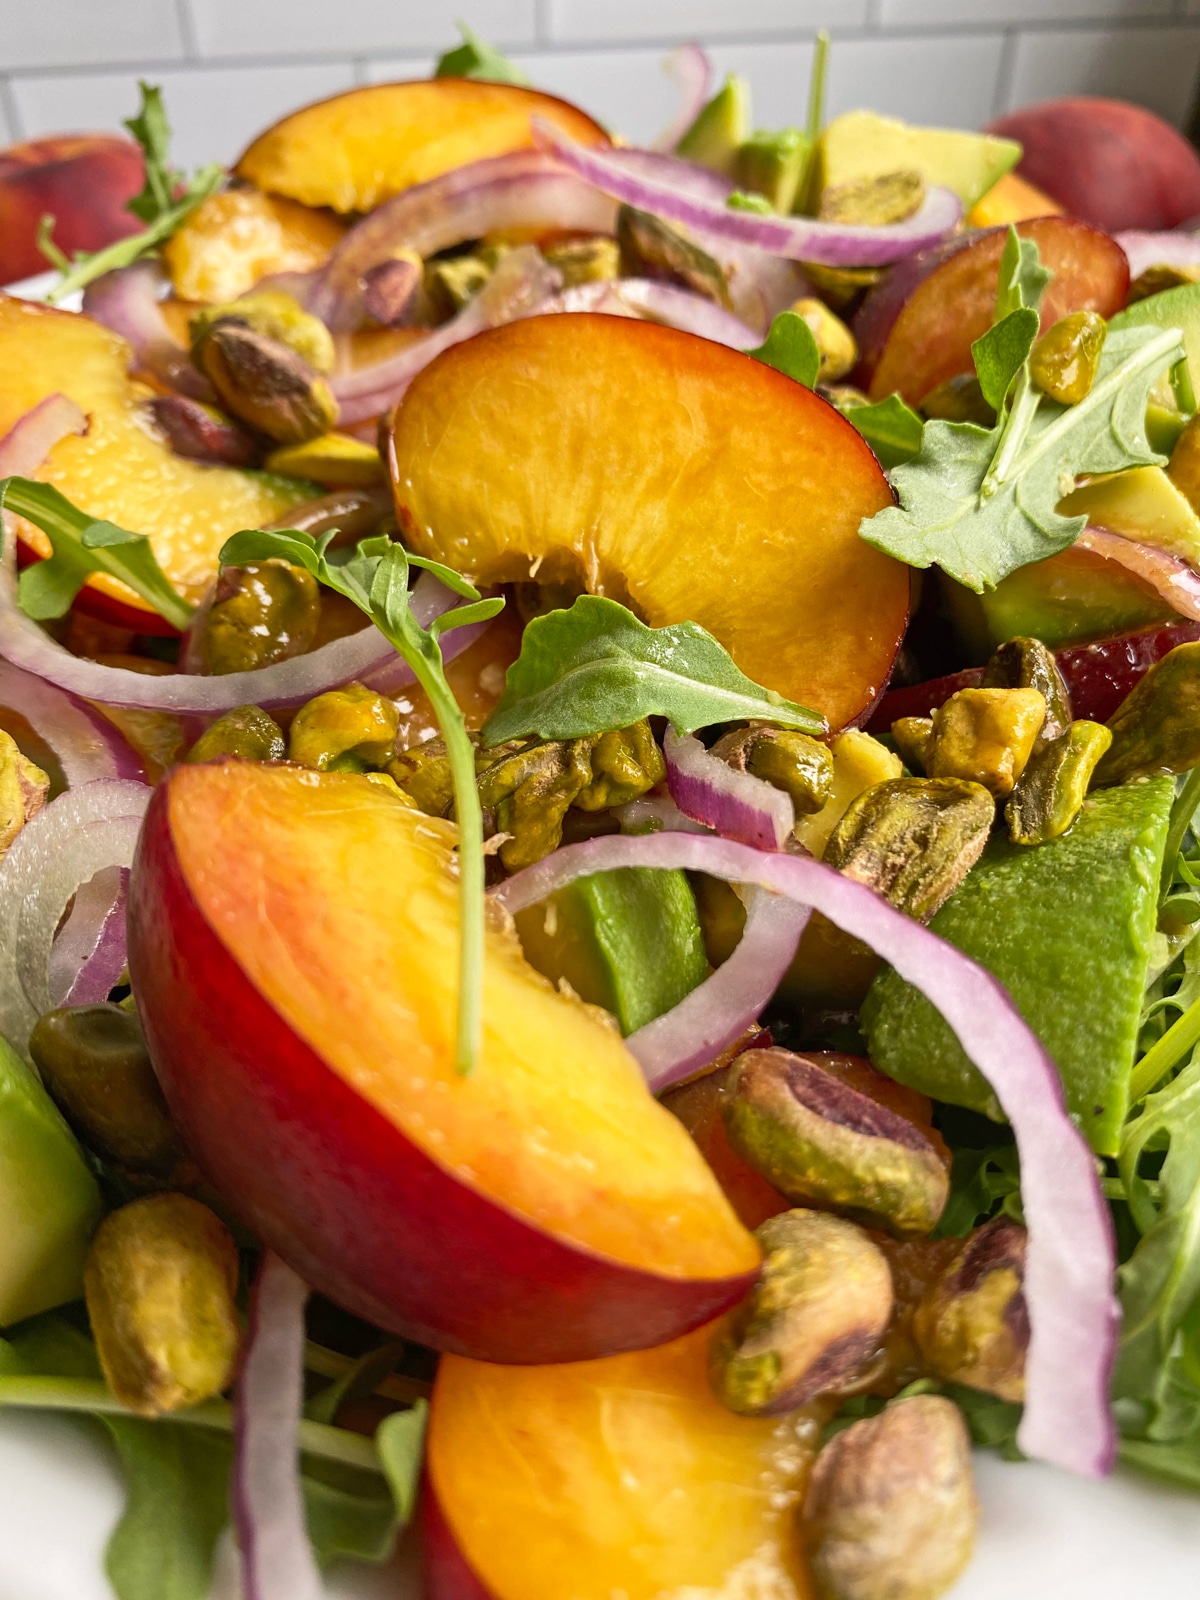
[304,1341,430,1404]
[806,30,830,144]
[1161,766,1200,898]
[980,369,1040,500]
[1130,992,1200,1104]
[0,1376,383,1472]
[1172,356,1198,418]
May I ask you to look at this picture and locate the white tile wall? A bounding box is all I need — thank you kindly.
[2,2,1200,158]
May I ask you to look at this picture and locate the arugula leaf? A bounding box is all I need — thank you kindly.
[994,225,1052,323]
[0,477,194,631]
[971,308,1040,414]
[40,82,223,303]
[727,190,775,215]
[935,1141,1023,1238]
[375,1402,429,1526]
[481,594,826,745]
[860,321,1182,592]
[745,310,820,389]
[435,24,529,85]
[840,393,925,469]
[221,526,501,1073]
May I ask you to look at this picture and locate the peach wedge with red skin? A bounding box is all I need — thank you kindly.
[424,1321,817,1600]
[0,135,144,287]
[236,78,608,214]
[389,314,907,731]
[127,762,760,1362]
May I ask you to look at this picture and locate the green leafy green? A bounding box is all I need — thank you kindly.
[745,309,820,388]
[434,23,529,85]
[375,1402,429,1526]
[935,1141,1022,1238]
[40,82,223,303]
[971,308,1040,415]
[726,190,775,214]
[826,1377,1023,1459]
[481,593,826,746]
[220,525,503,1073]
[0,476,194,631]
[840,393,925,469]
[305,1340,405,1426]
[993,226,1052,324]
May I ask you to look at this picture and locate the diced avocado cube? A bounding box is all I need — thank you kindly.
[676,75,750,178]
[514,867,709,1036]
[0,1034,101,1327]
[735,129,810,214]
[1110,283,1200,411]
[815,110,1021,210]
[861,778,1174,1155]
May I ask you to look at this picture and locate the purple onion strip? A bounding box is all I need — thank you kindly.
[664,728,795,849]
[51,865,130,1007]
[652,44,714,154]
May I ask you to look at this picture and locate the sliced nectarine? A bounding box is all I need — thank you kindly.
[0,295,315,620]
[128,762,759,1361]
[162,188,346,304]
[0,135,143,287]
[389,315,907,730]
[854,217,1129,404]
[236,80,608,214]
[966,170,1064,228]
[425,1321,817,1600]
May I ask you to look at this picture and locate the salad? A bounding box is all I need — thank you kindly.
[2,23,1200,1600]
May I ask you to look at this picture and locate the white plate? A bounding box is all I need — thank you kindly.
[1,1407,1198,1599]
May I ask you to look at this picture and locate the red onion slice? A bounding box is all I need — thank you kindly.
[49,865,129,1006]
[233,1251,322,1600]
[0,658,144,785]
[332,247,561,421]
[532,121,963,267]
[1114,231,1200,281]
[81,263,213,401]
[614,793,714,834]
[310,151,616,331]
[0,778,149,1055]
[653,43,713,154]
[493,831,1119,1479]
[527,278,759,348]
[1076,525,1200,622]
[664,728,795,849]
[0,392,88,477]
[629,887,808,1093]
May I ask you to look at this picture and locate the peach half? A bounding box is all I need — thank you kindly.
[127,761,760,1361]
[0,295,314,625]
[389,314,907,730]
[236,79,608,215]
[424,1321,817,1600]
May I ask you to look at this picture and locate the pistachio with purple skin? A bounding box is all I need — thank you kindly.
[803,1394,979,1600]
[722,1048,949,1237]
[709,723,834,814]
[710,1208,894,1416]
[913,1216,1028,1401]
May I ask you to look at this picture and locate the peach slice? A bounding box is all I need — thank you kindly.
[425,1321,818,1600]
[162,188,346,304]
[389,315,907,731]
[854,217,1129,404]
[128,762,759,1361]
[0,294,314,622]
[236,80,608,214]
[0,135,143,287]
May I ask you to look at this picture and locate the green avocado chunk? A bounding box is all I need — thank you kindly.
[514,867,709,1036]
[0,1033,101,1327]
[676,75,750,178]
[861,778,1174,1155]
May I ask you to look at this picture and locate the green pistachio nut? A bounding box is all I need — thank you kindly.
[388,737,457,815]
[197,321,339,444]
[790,298,858,384]
[616,206,732,309]
[981,635,1072,747]
[802,262,884,312]
[818,169,926,228]
[189,290,336,374]
[1029,310,1106,406]
[1094,641,1200,785]
[425,253,496,318]
[925,688,1046,798]
[1006,719,1112,845]
[575,721,665,810]
[84,1193,241,1416]
[889,716,933,774]
[0,728,49,859]
[199,559,322,676]
[913,1217,1028,1402]
[711,1208,894,1416]
[541,235,621,287]
[478,737,595,871]
[711,723,835,815]
[29,1003,195,1184]
[824,777,995,924]
[289,683,400,773]
[722,1048,948,1236]
[803,1395,979,1600]
[185,704,286,765]
[919,374,995,427]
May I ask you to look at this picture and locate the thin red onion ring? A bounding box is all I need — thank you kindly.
[1114,231,1200,281]
[0,658,144,785]
[233,1251,322,1600]
[0,778,149,1055]
[49,865,129,1007]
[628,886,808,1092]
[1076,525,1200,622]
[332,247,561,420]
[652,44,714,153]
[310,151,616,332]
[81,262,213,400]
[664,728,794,849]
[493,831,1119,1479]
[614,792,714,834]
[527,278,759,348]
[532,120,964,267]
[0,392,88,477]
